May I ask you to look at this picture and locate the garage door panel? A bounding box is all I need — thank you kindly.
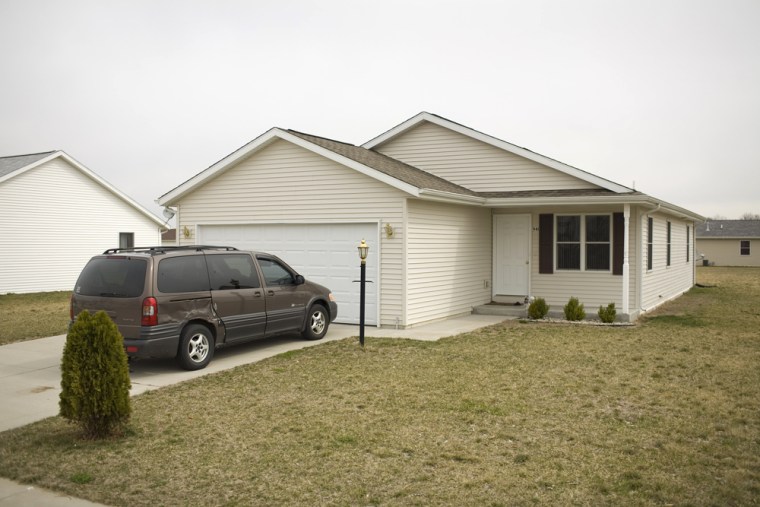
[199,224,377,325]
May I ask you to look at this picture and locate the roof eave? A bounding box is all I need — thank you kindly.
[363,112,633,194]
[159,129,422,206]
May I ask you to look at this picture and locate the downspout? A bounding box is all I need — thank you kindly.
[622,204,630,316]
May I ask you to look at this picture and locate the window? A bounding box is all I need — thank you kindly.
[75,258,147,297]
[157,256,210,293]
[556,216,580,270]
[686,226,690,262]
[647,217,654,271]
[207,254,260,290]
[666,221,672,266]
[556,214,610,271]
[257,257,296,285]
[585,215,611,270]
[119,232,134,249]
[741,240,751,256]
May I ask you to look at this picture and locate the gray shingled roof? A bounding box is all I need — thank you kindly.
[479,188,639,199]
[0,151,56,179]
[287,130,478,196]
[696,220,760,238]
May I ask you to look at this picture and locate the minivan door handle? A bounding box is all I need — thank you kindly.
[253,291,262,297]
[267,290,275,296]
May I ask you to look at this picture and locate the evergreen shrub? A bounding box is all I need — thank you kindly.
[527,297,550,320]
[563,297,586,321]
[598,302,617,323]
[60,310,131,438]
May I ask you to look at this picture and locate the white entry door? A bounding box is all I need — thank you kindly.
[198,223,378,325]
[493,214,531,296]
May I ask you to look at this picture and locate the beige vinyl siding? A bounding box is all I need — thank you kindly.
[696,238,760,267]
[526,208,638,314]
[405,199,491,326]
[175,139,407,327]
[375,121,598,192]
[640,213,695,311]
[0,159,161,294]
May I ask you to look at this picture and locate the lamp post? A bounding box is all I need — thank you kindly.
[358,239,369,348]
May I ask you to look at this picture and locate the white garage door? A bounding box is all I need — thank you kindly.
[198,223,378,325]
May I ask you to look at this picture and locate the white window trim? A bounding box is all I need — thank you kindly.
[555,213,612,272]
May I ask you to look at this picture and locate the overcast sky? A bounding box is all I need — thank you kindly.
[2,0,758,221]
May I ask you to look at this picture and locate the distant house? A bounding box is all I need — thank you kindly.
[0,151,165,294]
[696,220,760,267]
[158,112,704,325]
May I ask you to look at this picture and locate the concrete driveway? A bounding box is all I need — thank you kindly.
[0,314,506,433]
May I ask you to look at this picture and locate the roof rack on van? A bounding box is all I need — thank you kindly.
[102,245,239,255]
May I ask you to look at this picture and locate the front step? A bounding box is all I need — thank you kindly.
[473,302,527,318]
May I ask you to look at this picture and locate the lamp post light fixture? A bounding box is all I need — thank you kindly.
[358,239,369,347]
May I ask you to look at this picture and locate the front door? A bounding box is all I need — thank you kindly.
[494,214,531,296]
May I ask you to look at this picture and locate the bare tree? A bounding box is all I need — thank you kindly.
[740,212,760,220]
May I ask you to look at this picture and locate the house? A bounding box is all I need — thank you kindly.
[157,112,704,326]
[696,220,760,267]
[0,150,166,294]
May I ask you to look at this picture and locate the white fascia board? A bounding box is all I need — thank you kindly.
[159,129,422,205]
[158,128,283,205]
[418,189,486,206]
[0,151,60,184]
[363,112,632,194]
[485,193,705,221]
[4,151,165,227]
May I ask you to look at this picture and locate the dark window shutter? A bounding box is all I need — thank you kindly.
[539,214,554,274]
[612,212,624,275]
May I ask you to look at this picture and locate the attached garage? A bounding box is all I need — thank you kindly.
[198,223,379,325]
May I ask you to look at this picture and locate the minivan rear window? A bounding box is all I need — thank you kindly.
[75,257,147,297]
[157,256,210,293]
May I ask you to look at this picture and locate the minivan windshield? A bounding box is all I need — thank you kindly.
[75,257,147,297]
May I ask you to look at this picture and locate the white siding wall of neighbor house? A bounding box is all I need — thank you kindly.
[697,238,760,267]
[0,158,161,294]
[374,122,599,192]
[640,212,696,312]
[525,207,635,314]
[175,139,408,327]
[405,199,492,326]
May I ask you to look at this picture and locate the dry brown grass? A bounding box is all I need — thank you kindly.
[0,291,70,345]
[0,267,758,505]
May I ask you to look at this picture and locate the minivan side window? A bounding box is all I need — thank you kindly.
[158,256,210,293]
[257,257,296,286]
[206,254,261,290]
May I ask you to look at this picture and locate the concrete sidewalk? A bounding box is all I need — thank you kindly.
[0,314,507,506]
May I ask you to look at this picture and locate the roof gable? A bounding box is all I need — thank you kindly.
[0,150,165,227]
[363,112,633,194]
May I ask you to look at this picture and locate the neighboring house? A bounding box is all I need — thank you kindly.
[695,220,760,267]
[0,150,165,294]
[158,112,704,326]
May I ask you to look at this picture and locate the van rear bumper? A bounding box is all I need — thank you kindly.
[123,324,181,359]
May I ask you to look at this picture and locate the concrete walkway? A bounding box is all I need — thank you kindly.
[0,314,507,506]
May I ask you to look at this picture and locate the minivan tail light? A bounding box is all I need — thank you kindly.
[142,297,158,326]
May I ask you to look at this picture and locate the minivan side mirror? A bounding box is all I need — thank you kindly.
[295,274,305,285]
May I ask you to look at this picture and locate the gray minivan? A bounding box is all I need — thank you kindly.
[70,245,338,370]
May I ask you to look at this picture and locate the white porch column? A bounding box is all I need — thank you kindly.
[622,204,630,315]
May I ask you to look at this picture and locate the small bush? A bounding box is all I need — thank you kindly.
[527,298,550,319]
[598,302,617,323]
[60,310,131,438]
[563,297,586,321]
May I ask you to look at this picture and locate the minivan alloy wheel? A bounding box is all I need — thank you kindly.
[302,303,328,340]
[177,324,215,370]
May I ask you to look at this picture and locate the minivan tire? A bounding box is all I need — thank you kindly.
[302,303,329,340]
[177,324,215,370]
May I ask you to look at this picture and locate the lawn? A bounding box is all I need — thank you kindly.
[0,268,758,505]
[0,291,71,345]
